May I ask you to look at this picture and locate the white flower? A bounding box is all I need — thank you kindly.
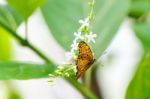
[85,32,97,43]
[74,32,84,40]
[79,18,89,27]
[71,39,78,52]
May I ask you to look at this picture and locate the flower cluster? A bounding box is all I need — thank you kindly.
[48,0,96,85]
[66,17,97,65]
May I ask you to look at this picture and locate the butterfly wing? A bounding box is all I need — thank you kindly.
[76,41,95,79]
[78,41,93,56]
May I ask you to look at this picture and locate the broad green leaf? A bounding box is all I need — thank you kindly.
[0,5,23,30]
[0,62,56,79]
[0,5,23,61]
[134,23,150,52]
[6,0,47,20]
[4,5,23,27]
[0,28,11,61]
[126,53,150,99]
[41,0,130,59]
[92,0,130,58]
[129,1,150,18]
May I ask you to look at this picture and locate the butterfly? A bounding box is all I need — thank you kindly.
[76,41,95,79]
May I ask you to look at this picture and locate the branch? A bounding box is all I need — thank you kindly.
[0,22,51,63]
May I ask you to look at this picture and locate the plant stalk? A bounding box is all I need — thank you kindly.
[0,21,51,63]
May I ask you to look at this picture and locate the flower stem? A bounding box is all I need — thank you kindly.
[88,0,95,23]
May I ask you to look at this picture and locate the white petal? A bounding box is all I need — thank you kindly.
[79,18,89,26]
[79,20,84,24]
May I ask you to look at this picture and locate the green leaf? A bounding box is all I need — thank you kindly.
[0,5,23,30]
[0,62,56,80]
[6,0,47,20]
[126,22,150,99]
[134,23,150,52]
[129,1,150,18]
[4,5,23,27]
[0,5,23,61]
[41,0,130,59]
[126,53,150,99]
[92,0,130,58]
[0,28,11,61]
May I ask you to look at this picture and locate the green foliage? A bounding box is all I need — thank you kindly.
[41,0,130,59]
[92,0,130,58]
[0,62,56,79]
[6,0,47,20]
[0,5,23,61]
[0,28,11,60]
[126,21,150,99]
[0,5,22,30]
[126,54,150,99]
[41,0,84,50]
[129,0,150,18]
[134,23,150,52]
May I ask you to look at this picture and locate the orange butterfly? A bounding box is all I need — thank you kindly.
[76,41,95,79]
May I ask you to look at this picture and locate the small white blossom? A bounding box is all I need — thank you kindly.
[65,72,70,77]
[55,69,62,74]
[79,18,89,27]
[57,66,65,70]
[71,39,78,52]
[85,32,97,43]
[74,32,84,40]
[48,74,55,77]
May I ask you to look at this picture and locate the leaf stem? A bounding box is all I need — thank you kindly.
[0,21,51,63]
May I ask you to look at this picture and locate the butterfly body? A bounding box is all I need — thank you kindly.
[76,41,95,79]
